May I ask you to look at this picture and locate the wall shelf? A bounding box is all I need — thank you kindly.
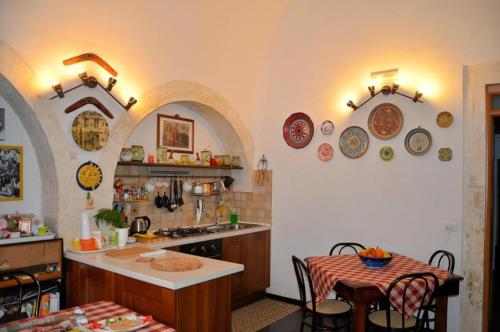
[117,161,243,170]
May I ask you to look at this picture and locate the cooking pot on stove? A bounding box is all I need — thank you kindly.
[130,216,151,234]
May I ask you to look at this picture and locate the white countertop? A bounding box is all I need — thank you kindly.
[64,222,270,290]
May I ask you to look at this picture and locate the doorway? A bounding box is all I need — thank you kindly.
[485,84,500,332]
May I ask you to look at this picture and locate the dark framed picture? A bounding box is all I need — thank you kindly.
[0,145,23,201]
[157,114,194,154]
[0,108,5,140]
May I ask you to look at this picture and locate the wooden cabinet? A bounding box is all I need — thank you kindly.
[222,230,270,308]
[65,260,231,332]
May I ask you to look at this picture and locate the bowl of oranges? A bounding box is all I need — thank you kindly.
[358,247,393,268]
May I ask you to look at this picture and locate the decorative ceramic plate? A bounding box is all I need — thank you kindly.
[76,161,103,191]
[379,146,394,161]
[320,120,334,136]
[283,113,314,149]
[368,103,404,140]
[436,111,453,128]
[405,127,432,155]
[339,126,369,158]
[71,111,109,151]
[317,143,333,161]
[438,147,453,161]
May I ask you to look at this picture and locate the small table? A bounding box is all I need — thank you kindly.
[0,300,175,331]
[307,254,463,332]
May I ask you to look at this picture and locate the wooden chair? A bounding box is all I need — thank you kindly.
[292,255,351,331]
[329,242,365,256]
[421,250,455,330]
[0,271,41,323]
[367,272,439,331]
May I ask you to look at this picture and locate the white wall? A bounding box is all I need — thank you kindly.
[126,103,225,160]
[255,1,500,331]
[0,96,41,217]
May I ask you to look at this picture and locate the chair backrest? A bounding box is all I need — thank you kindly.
[0,270,41,318]
[428,250,455,273]
[329,242,365,256]
[385,272,439,329]
[291,255,318,312]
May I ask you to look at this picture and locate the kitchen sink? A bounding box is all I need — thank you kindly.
[206,223,259,233]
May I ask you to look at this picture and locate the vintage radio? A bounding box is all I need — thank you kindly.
[0,239,63,288]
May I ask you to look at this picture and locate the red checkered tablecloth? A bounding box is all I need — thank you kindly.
[307,254,451,319]
[0,300,175,331]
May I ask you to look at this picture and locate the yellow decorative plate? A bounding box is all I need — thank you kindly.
[76,161,103,191]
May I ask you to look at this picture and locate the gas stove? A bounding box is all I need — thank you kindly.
[154,226,217,239]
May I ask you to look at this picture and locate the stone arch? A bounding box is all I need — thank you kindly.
[0,41,59,226]
[112,80,255,191]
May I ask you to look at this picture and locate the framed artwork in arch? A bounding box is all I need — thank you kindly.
[157,114,194,154]
[0,145,23,201]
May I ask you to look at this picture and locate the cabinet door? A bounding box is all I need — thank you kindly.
[222,236,246,300]
[244,231,270,294]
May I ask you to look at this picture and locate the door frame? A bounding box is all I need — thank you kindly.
[484,83,500,332]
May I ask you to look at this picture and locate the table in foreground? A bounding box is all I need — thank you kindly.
[0,300,174,331]
[307,255,463,332]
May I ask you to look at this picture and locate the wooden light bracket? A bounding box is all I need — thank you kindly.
[49,53,137,111]
[347,83,424,112]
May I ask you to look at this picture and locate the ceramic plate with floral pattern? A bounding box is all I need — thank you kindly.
[379,146,394,161]
[317,143,334,161]
[339,126,369,159]
[320,120,334,136]
[283,113,314,149]
[405,127,432,156]
[368,103,404,140]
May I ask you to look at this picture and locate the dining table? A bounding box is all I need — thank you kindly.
[306,254,463,332]
[0,300,175,331]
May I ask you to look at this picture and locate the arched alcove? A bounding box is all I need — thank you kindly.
[112,80,255,192]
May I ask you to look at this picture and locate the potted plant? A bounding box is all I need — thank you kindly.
[94,208,128,247]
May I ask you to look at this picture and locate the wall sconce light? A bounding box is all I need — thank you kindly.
[347,100,358,111]
[107,77,117,91]
[391,83,400,94]
[368,86,376,97]
[413,91,423,103]
[125,97,137,110]
[52,82,64,98]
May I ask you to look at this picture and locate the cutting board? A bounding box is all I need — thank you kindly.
[133,235,168,243]
[150,257,203,272]
[105,246,156,259]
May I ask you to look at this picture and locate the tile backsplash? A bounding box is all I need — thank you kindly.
[125,170,272,229]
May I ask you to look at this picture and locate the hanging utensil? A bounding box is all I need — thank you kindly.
[163,190,174,212]
[170,178,178,210]
[155,192,163,208]
[178,180,185,207]
[256,154,268,184]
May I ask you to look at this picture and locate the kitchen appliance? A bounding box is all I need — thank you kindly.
[129,216,151,235]
[177,239,222,260]
[154,226,217,239]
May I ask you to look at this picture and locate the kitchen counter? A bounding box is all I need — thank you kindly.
[64,222,270,290]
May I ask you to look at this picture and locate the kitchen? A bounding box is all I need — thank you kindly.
[1,1,500,331]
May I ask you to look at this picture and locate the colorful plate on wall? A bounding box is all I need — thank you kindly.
[368,103,404,140]
[320,120,334,136]
[380,146,394,161]
[283,113,314,149]
[339,126,369,159]
[317,143,334,161]
[436,111,453,128]
[405,127,432,156]
[71,111,109,151]
[438,147,453,161]
[76,161,103,191]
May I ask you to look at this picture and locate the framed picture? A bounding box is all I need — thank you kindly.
[0,146,23,201]
[0,108,5,140]
[18,219,32,235]
[157,114,194,154]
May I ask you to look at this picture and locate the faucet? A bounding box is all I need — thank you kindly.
[215,193,231,227]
